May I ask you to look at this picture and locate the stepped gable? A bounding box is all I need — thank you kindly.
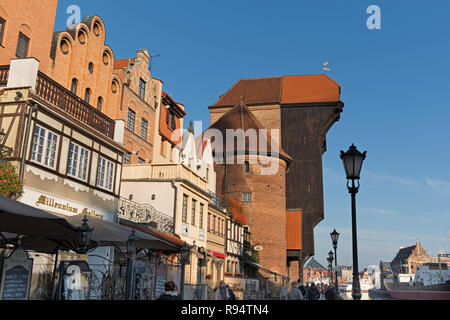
[207,99,292,163]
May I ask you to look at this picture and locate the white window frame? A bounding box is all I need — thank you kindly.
[242,192,253,202]
[67,142,90,182]
[96,156,115,191]
[31,125,59,170]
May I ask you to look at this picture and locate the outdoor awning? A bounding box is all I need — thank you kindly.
[0,195,83,253]
[119,219,185,250]
[246,261,288,279]
[65,215,180,252]
[207,249,226,259]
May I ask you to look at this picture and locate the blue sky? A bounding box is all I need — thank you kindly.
[54,0,450,268]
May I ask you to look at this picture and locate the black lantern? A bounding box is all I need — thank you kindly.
[126,230,139,257]
[328,250,334,263]
[340,144,366,300]
[181,242,191,265]
[331,229,340,249]
[77,215,93,253]
[340,144,367,180]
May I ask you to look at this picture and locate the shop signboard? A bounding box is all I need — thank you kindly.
[0,249,33,300]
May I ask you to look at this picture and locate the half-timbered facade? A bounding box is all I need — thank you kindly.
[0,58,125,220]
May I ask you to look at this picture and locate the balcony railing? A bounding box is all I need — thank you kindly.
[122,163,208,191]
[118,197,174,233]
[0,65,115,139]
[35,72,115,139]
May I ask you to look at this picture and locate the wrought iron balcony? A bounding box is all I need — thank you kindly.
[118,197,174,233]
[0,65,115,139]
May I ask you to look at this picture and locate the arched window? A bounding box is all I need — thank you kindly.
[84,88,91,103]
[97,97,103,111]
[70,78,78,95]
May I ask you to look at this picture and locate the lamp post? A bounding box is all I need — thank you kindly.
[330,229,340,295]
[179,242,191,300]
[328,251,334,284]
[340,144,367,300]
[327,256,333,285]
[124,230,139,300]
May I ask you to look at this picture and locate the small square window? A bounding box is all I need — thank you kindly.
[242,192,253,202]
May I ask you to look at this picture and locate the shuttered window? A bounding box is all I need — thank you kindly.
[0,18,5,46]
[16,32,30,58]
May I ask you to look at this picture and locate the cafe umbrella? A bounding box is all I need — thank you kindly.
[0,195,84,252]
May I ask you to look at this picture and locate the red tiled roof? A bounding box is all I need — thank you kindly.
[212,77,282,107]
[207,100,292,162]
[281,74,340,104]
[210,74,341,107]
[114,59,134,69]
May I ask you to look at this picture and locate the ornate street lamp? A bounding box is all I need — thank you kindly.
[76,215,93,254]
[328,250,334,283]
[179,242,191,300]
[327,256,333,285]
[340,144,367,300]
[126,230,139,256]
[125,230,139,300]
[330,229,340,295]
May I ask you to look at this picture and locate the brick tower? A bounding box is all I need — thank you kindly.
[209,75,343,281]
[206,99,292,278]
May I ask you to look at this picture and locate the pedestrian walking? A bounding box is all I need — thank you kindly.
[156,281,181,300]
[298,280,307,300]
[226,284,237,300]
[308,283,320,300]
[215,281,230,300]
[288,281,304,300]
[325,284,336,300]
[280,282,289,300]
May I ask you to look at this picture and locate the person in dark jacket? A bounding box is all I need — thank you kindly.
[325,284,336,300]
[157,281,181,300]
[297,280,307,300]
[308,283,320,300]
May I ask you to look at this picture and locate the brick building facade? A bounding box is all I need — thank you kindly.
[208,75,343,282]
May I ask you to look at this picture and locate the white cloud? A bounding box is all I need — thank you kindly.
[364,169,420,189]
[360,207,402,217]
[426,178,450,197]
